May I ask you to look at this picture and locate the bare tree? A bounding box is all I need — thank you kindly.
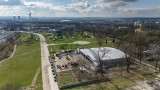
[119,42,135,73]
[96,34,105,47]
[77,52,106,89]
[150,44,160,70]
[134,33,146,64]
[91,48,110,78]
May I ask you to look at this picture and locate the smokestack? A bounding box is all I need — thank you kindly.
[29,10,31,20]
[13,16,16,20]
[18,16,20,20]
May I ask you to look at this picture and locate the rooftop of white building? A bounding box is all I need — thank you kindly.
[79,47,126,61]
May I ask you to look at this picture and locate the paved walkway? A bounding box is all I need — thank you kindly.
[36,33,59,90]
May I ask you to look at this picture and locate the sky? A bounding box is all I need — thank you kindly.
[0,0,159,17]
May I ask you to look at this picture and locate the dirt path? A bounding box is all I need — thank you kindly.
[13,48,40,58]
[31,67,41,87]
[0,45,17,64]
[126,77,160,90]
[0,35,33,64]
[24,67,41,90]
[125,60,159,90]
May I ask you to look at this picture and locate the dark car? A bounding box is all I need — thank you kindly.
[145,58,154,61]
[52,69,54,72]
[54,75,56,82]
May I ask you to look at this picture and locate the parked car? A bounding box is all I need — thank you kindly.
[51,62,53,66]
[52,69,54,72]
[145,58,155,61]
[54,75,56,82]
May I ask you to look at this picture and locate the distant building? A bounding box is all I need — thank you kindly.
[60,20,72,23]
[18,16,21,20]
[135,28,144,33]
[118,26,129,30]
[79,47,126,72]
[13,16,16,20]
[134,21,142,28]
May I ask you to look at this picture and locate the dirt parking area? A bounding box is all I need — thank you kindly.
[54,52,86,72]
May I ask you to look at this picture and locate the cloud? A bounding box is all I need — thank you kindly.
[97,0,137,3]
[20,0,53,8]
[67,1,90,12]
[72,0,84,2]
[0,0,21,6]
[96,0,137,9]
[0,0,159,17]
[118,7,160,17]
[0,5,27,16]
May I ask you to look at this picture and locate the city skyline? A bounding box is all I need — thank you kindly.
[0,0,159,17]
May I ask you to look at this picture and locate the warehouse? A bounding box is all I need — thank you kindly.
[79,47,126,72]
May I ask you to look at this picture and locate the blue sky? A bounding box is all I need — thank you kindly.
[0,0,159,17]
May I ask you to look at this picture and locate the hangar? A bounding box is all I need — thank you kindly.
[79,47,126,72]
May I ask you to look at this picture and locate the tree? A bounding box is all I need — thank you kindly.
[86,48,110,78]
[134,33,146,64]
[150,44,160,70]
[119,42,135,73]
[96,34,105,47]
[77,53,105,86]
[98,48,110,77]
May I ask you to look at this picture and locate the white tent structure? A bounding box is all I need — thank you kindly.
[79,47,126,71]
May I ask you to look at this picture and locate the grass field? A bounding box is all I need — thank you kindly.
[59,65,156,90]
[57,71,77,88]
[43,33,96,44]
[48,40,114,52]
[40,32,114,45]
[35,70,43,90]
[41,32,115,53]
[0,33,42,89]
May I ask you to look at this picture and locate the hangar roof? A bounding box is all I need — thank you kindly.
[80,47,126,61]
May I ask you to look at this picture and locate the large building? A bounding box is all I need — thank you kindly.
[79,47,126,72]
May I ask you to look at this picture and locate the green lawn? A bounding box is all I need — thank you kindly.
[40,32,112,45]
[67,77,133,90]
[57,71,78,88]
[48,40,114,52]
[35,70,43,90]
[62,71,156,90]
[46,36,97,44]
[46,37,96,44]
[58,70,135,90]
[58,64,156,90]
[0,35,41,88]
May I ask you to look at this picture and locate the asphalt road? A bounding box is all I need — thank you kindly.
[37,33,59,90]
